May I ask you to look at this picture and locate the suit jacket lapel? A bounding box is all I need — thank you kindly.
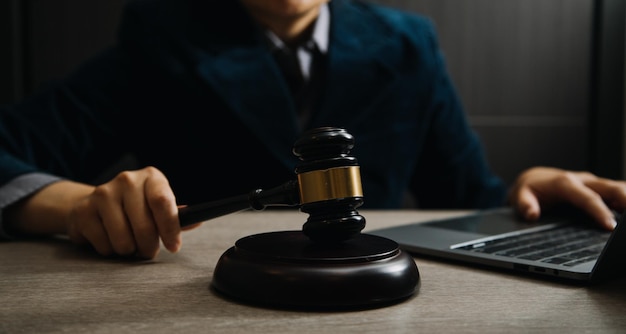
[197,49,299,165]
[313,0,397,129]
[191,2,300,167]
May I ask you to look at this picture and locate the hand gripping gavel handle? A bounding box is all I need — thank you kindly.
[178,180,300,227]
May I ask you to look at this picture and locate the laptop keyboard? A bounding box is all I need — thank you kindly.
[455,226,611,267]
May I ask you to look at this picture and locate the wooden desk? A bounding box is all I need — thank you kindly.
[1,210,625,333]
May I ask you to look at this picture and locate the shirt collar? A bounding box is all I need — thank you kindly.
[311,3,330,54]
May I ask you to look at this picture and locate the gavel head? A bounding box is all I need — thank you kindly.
[293,127,366,243]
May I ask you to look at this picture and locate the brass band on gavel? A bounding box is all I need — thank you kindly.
[297,166,363,204]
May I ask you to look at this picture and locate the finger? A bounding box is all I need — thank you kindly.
[68,199,114,256]
[93,182,137,256]
[557,178,617,230]
[80,217,115,256]
[122,178,160,259]
[144,169,181,253]
[582,178,626,212]
[512,186,541,221]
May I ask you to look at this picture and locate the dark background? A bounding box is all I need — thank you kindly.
[1,0,624,185]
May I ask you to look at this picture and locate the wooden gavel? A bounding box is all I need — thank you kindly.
[177,127,366,243]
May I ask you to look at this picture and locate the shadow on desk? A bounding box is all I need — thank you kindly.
[9,235,156,263]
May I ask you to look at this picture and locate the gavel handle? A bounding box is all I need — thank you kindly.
[178,180,300,227]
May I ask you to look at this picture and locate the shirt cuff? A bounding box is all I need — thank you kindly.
[0,173,63,239]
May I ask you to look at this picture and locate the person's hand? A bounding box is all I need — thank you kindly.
[508,166,626,230]
[66,166,201,259]
[6,166,200,259]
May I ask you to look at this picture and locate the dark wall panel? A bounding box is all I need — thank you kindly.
[25,0,127,94]
[590,0,626,179]
[0,0,126,100]
[374,0,594,183]
[0,0,24,104]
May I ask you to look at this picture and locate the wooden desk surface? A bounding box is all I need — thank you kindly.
[1,210,625,333]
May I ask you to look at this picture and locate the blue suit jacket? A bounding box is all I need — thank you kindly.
[0,0,506,209]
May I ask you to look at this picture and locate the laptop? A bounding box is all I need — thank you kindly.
[368,206,626,282]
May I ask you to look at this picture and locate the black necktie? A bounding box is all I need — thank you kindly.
[273,48,305,98]
[273,45,324,128]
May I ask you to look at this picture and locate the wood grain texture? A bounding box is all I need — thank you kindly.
[1,210,625,333]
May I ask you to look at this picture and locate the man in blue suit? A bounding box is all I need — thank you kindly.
[0,0,623,259]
